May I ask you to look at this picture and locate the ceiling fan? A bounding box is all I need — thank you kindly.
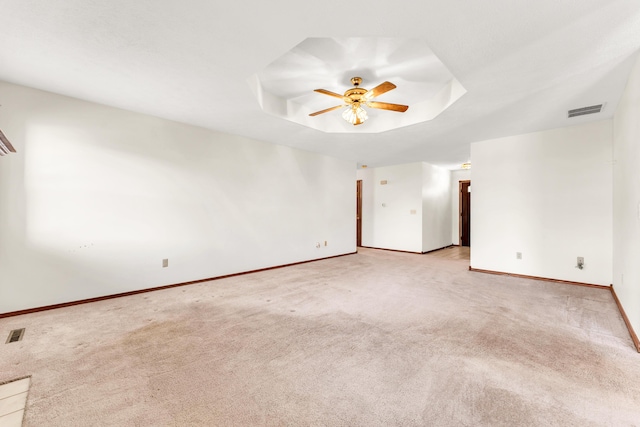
[309,77,409,126]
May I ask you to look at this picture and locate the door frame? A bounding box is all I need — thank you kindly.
[356,180,362,247]
[459,180,471,246]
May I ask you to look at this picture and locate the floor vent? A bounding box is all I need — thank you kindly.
[568,104,603,118]
[6,328,25,344]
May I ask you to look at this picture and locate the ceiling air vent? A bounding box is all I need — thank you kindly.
[0,129,17,156]
[568,104,603,118]
[6,328,25,344]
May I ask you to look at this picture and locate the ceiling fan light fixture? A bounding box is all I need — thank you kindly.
[310,77,408,127]
[342,105,368,125]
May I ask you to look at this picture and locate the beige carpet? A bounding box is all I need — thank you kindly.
[1,248,639,426]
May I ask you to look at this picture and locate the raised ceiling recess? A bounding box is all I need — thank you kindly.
[248,37,466,134]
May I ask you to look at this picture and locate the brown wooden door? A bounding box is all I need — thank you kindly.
[356,180,362,247]
[460,181,471,247]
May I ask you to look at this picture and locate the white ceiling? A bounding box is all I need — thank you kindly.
[1,0,639,169]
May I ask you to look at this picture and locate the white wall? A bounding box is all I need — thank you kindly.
[450,169,471,245]
[471,121,613,285]
[356,162,452,253]
[422,163,452,252]
[0,81,356,313]
[357,163,423,252]
[613,52,640,337]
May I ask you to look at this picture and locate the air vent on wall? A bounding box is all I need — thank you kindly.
[0,129,17,156]
[6,328,25,344]
[568,104,603,118]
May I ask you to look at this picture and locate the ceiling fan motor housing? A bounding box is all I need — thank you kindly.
[345,87,367,103]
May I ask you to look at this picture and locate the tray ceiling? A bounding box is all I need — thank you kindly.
[0,0,639,168]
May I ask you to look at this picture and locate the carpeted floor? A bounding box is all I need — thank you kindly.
[1,248,639,426]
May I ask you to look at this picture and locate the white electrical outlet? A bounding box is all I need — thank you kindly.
[516,252,522,260]
[162,259,169,268]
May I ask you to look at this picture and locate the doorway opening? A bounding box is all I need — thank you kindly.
[356,180,362,247]
[459,180,471,247]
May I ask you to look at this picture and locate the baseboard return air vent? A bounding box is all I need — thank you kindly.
[568,104,603,118]
[6,328,25,343]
